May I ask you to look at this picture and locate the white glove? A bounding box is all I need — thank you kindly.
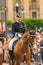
[18,34,22,38]
[15,33,23,38]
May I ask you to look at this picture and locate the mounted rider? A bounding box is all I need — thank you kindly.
[8,13,26,60]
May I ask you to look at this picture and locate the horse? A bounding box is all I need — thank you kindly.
[0,41,4,65]
[6,30,36,65]
[0,52,3,65]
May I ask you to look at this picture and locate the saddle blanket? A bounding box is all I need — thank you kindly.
[8,36,18,50]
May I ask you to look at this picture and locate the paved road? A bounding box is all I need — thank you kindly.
[3,63,9,65]
[2,63,26,65]
[2,62,41,65]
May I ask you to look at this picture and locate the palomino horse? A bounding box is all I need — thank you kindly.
[7,30,36,65]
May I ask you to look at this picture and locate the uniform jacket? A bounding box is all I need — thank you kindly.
[12,21,26,36]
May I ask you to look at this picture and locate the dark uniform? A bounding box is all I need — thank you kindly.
[40,39,43,63]
[40,32,43,63]
[12,21,26,36]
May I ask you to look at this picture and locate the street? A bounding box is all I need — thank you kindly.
[2,62,27,65]
[2,62,41,65]
[3,63,9,65]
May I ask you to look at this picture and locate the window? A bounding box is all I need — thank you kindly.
[16,0,20,3]
[0,0,6,20]
[32,0,36,3]
[1,12,5,20]
[0,12,1,19]
[32,12,37,18]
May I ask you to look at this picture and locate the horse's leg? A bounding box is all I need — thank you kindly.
[0,53,4,65]
[26,49,31,65]
[14,61,20,65]
[26,60,31,65]
[6,51,12,65]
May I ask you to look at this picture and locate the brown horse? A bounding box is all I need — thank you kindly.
[0,52,3,65]
[0,41,4,65]
[7,31,36,65]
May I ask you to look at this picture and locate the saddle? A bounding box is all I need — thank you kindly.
[9,37,21,61]
[9,33,23,61]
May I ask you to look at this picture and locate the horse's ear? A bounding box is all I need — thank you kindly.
[29,30,36,35]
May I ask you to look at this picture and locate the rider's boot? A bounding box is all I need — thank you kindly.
[9,50,14,65]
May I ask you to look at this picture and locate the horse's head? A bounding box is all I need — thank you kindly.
[28,30,36,45]
[22,30,36,45]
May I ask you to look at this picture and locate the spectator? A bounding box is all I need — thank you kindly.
[40,31,43,64]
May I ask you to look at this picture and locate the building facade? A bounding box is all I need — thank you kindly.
[0,0,43,21]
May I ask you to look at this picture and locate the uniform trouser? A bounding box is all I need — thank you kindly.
[8,36,18,51]
[40,48,43,63]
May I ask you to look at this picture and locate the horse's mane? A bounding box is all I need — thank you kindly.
[22,31,29,41]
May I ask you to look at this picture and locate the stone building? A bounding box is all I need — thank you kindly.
[0,0,43,21]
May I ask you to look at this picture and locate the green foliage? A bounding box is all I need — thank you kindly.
[0,20,12,27]
[6,20,12,29]
[0,19,43,31]
[0,20,5,22]
[22,18,43,30]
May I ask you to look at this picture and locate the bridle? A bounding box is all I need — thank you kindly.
[28,33,36,50]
